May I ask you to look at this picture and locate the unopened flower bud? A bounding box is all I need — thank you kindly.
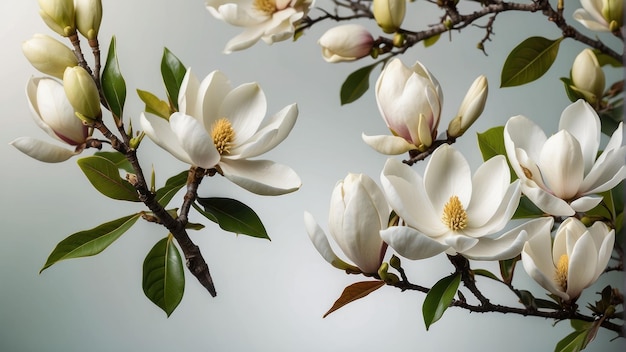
[38,0,76,37]
[22,34,78,79]
[378,262,389,281]
[373,0,406,34]
[392,32,405,47]
[447,75,488,138]
[389,254,402,270]
[602,0,623,29]
[571,49,605,106]
[63,66,101,121]
[318,24,374,63]
[75,0,103,40]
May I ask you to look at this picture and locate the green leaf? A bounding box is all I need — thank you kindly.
[599,101,623,136]
[476,126,517,182]
[195,197,269,240]
[137,89,171,120]
[499,254,520,284]
[423,34,440,47]
[501,36,563,87]
[155,170,188,206]
[472,269,501,282]
[77,155,140,201]
[94,151,134,173]
[515,289,537,310]
[513,196,544,219]
[340,62,381,105]
[422,273,461,330]
[593,50,623,67]
[101,36,126,119]
[560,77,585,103]
[161,48,186,111]
[323,281,385,318]
[40,213,140,272]
[143,235,185,317]
[554,321,594,352]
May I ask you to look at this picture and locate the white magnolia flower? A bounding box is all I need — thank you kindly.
[573,0,623,32]
[363,58,443,155]
[504,100,626,216]
[380,144,553,260]
[140,68,301,196]
[205,0,314,53]
[10,77,89,162]
[522,217,614,302]
[318,24,373,63]
[304,173,388,274]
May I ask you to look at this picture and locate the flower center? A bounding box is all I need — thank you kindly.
[211,118,235,155]
[521,166,533,179]
[555,254,569,292]
[441,195,468,231]
[253,0,277,15]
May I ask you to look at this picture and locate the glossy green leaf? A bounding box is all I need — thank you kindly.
[40,213,140,272]
[155,170,188,206]
[101,36,126,119]
[423,34,440,47]
[94,151,134,173]
[143,235,185,317]
[77,155,140,201]
[554,321,594,352]
[499,254,520,285]
[515,289,537,310]
[593,50,623,67]
[340,62,380,105]
[472,269,501,282]
[323,281,385,318]
[137,89,171,120]
[161,48,186,110]
[422,273,460,330]
[476,126,517,182]
[501,36,563,87]
[195,197,269,240]
[513,196,544,219]
[559,77,585,103]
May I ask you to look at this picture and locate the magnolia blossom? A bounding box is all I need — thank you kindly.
[304,173,388,274]
[504,100,626,216]
[573,0,623,32]
[10,77,89,162]
[363,58,443,155]
[206,0,313,53]
[140,68,301,195]
[522,217,614,302]
[318,24,373,63]
[380,144,553,260]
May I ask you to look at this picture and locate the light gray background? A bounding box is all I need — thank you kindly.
[1,1,623,351]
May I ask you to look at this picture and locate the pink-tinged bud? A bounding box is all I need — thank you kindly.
[38,0,76,37]
[318,24,374,63]
[22,34,78,79]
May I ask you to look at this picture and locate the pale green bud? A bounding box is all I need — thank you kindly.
[63,66,101,121]
[602,0,623,29]
[22,34,78,79]
[38,0,76,37]
[373,0,406,34]
[571,49,605,106]
[75,0,103,40]
[447,75,488,138]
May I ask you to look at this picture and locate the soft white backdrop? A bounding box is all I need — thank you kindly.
[1,1,624,351]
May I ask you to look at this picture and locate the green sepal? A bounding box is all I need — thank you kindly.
[161,48,186,111]
[40,213,141,272]
[501,36,563,87]
[194,197,269,240]
[101,36,127,121]
[142,235,185,317]
[77,155,140,201]
[422,273,461,330]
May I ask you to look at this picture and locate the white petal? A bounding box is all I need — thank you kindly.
[464,180,521,237]
[380,226,449,260]
[178,68,201,117]
[424,145,472,210]
[303,211,354,270]
[361,133,416,155]
[573,8,610,32]
[443,234,479,253]
[580,147,626,194]
[220,82,266,143]
[592,228,615,283]
[220,159,301,195]
[558,100,600,174]
[169,113,220,169]
[570,195,603,212]
[140,113,193,166]
[504,115,546,179]
[566,232,598,300]
[199,70,231,128]
[232,103,297,158]
[520,182,575,216]
[522,242,569,300]
[223,25,266,53]
[10,137,77,162]
[466,155,511,227]
[538,131,584,199]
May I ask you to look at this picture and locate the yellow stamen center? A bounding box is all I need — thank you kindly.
[211,118,235,155]
[555,254,569,292]
[254,0,277,15]
[522,166,533,179]
[442,195,468,231]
